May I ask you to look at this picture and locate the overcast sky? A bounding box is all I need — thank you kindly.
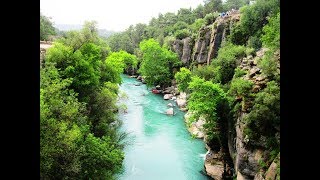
[40,0,204,32]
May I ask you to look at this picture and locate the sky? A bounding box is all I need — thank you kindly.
[40,0,204,32]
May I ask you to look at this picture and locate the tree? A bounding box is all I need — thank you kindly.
[203,0,224,14]
[40,12,56,41]
[138,39,181,87]
[224,0,248,11]
[175,67,192,92]
[106,33,134,54]
[211,42,247,84]
[105,50,138,75]
[187,76,226,147]
[261,12,280,50]
[243,81,280,148]
[229,0,280,45]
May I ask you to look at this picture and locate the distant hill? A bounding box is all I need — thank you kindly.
[55,24,116,38]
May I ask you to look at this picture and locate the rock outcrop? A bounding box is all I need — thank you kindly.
[176,92,187,108]
[184,112,205,139]
[193,26,212,64]
[172,37,193,66]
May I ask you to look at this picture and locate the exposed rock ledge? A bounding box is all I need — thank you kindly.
[204,148,225,180]
[184,111,205,138]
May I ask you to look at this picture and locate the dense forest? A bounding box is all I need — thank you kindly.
[40,0,280,179]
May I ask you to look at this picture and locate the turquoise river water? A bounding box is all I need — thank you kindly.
[117,74,210,180]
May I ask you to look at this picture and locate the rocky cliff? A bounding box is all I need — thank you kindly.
[172,11,280,180]
[172,10,241,67]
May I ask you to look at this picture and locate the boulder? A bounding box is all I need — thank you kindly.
[176,92,187,108]
[167,103,173,107]
[249,67,261,77]
[205,162,224,180]
[164,94,173,100]
[137,76,142,80]
[176,98,186,108]
[166,108,174,115]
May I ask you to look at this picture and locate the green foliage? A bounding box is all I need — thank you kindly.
[245,47,256,56]
[46,42,103,102]
[40,12,56,41]
[173,21,189,32]
[40,63,87,178]
[105,50,138,75]
[174,28,191,39]
[261,12,280,50]
[244,81,280,148]
[80,134,124,179]
[258,49,280,81]
[138,39,181,86]
[106,33,134,54]
[163,35,176,50]
[204,12,219,25]
[88,83,119,138]
[177,8,196,25]
[192,65,217,81]
[229,23,247,45]
[228,78,253,98]
[258,159,268,170]
[187,76,226,143]
[233,67,247,78]
[174,67,192,92]
[203,0,224,14]
[189,18,205,33]
[41,21,126,179]
[247,35,262,50]
[224,0,249,11]
[193,4,205,19]
[211,42,246,84]
[229,0,279,45]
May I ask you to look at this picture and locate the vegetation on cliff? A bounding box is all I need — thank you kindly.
[41,0,280,179]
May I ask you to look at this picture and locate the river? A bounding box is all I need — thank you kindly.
[117,74,210,180]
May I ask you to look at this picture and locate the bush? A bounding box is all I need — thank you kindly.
[258,49,280,81]
[243,81,280,148]
[247,35,262,50]
[261,12,280,50]
[228,78,253,98]
[192,65,216,81]
[211,42,246,84]
[174,29,191,39]
[174,67,192,92]
[204,12,219,25]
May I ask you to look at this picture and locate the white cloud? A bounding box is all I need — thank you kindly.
[40,0,204,31]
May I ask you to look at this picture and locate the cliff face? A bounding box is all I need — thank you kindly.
[172,37,193,66]
[171,10,241,66]
[231,48,280,180]
[175,11,280,180]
